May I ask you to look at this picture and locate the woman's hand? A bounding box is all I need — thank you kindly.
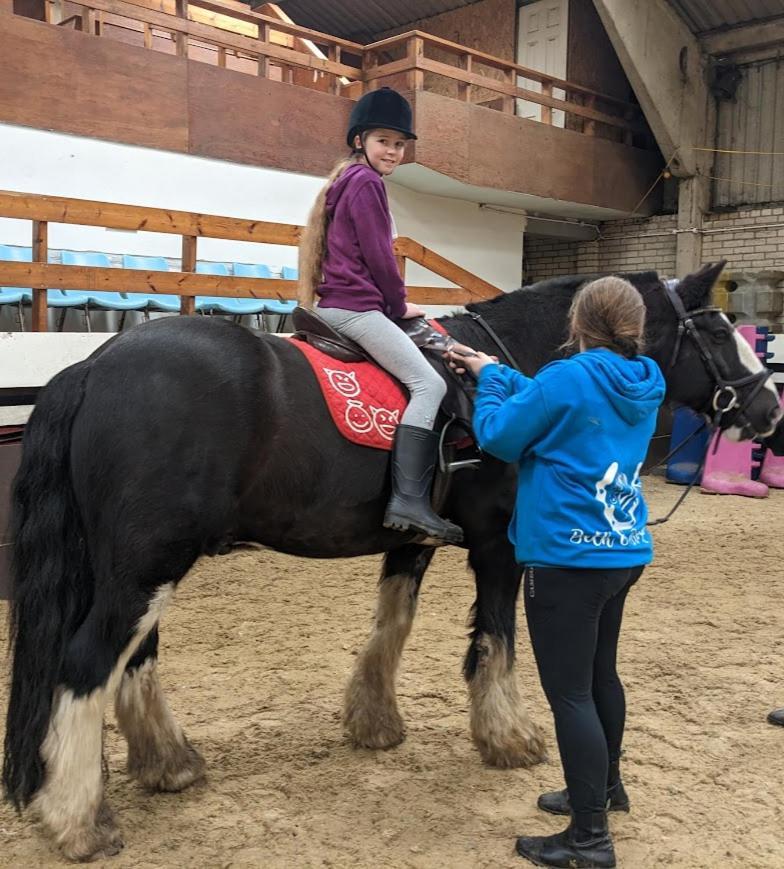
[446,348,498,376]
[401,302,426,319]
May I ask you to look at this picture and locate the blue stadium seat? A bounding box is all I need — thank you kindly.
[62,251,148,314]
[260,264,297,331]
[121,255,181,313]
[0,246,33,330]
[196,262,265,327]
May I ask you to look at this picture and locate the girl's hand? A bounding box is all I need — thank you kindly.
[402,302,426,319]
[447,349,498,376]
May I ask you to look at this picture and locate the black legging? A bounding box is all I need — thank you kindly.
[523,564,643,825]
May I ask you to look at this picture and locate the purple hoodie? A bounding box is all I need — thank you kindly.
[317,163,407,319]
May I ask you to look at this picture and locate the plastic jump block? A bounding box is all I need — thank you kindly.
[700,324,769,498]
[666,407,710,485]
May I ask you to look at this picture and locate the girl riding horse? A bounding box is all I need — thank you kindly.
[298,86,463,545]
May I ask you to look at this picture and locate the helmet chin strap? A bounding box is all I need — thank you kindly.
[352,131,382,176]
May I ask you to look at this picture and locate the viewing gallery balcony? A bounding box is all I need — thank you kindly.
[2,0,663,216]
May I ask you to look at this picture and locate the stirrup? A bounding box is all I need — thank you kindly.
[438,415,481,474]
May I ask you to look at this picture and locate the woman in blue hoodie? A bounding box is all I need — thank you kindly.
[451,276,665,869]
[298,87,462,545]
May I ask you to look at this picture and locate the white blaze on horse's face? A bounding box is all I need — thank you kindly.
[721,313,781,441]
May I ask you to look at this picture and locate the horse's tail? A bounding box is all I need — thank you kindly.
[2,360,94,810]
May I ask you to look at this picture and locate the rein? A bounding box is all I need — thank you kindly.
[465,311,522,370]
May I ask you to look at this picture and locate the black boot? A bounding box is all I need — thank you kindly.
[768,708,784,726]
[383,425,463,544]
[515,814,616,868]
[537,782,630,816]
[538,759,629,816]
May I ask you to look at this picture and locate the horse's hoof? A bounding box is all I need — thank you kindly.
[474,724,548,769]
[59,818,125,863]
[343,705,406,750]
[128,740,206,792]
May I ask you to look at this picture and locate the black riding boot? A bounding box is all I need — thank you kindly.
[538,760,630,816]
[515,813,616,868]
[383,424,463,544]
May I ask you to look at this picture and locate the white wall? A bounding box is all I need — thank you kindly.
[388,184,524,293]
[0,123,524,293]
[0,123,317,268]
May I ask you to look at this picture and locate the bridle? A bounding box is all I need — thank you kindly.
[647,281,775,525]
[662,280,773,434]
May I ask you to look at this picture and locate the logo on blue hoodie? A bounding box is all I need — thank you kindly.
[571,461,649,549]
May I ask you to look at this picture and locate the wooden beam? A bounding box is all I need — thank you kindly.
[174,0,188,57]
[0,261,295,296]
[0,262,479,306]
[540,82,553,125]
[0,191,303,245]
[701,17,784,56]
[257,21,269,77]
[394,238,500,301]
[458,54,472,102]
[31,221,48,332]
[180,234,197,315]
[364,57,416,83]
[407,36,424,91]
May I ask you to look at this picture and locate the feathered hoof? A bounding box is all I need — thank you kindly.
[59,804,124,863]
[128,739,206,793]
[473,722,548,769]
[343,702,406,750]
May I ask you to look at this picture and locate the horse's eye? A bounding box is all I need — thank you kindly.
[713,328,730,343]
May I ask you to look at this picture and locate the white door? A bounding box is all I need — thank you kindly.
[516,0,569,127]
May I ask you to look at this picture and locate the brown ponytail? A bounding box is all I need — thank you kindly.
[564,276,646,358]
[297,153,364,308]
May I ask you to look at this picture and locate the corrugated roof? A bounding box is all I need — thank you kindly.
[667,0,784,34]
[258,0,486,41]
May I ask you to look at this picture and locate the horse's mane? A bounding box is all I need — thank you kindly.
[464,270,662,315]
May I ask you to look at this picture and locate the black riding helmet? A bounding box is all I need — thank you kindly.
[346,87,417,148]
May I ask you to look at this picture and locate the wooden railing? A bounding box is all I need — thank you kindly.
[364,31,643,141]
[45,0,365,95]
[24,0,643,142]
[0,190,500,331]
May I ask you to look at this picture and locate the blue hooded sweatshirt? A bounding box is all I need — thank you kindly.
[473,348,666,568]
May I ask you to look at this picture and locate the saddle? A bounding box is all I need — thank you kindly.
[291,306,478,472]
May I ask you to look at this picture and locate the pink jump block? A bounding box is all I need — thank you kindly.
[700,325,770,498]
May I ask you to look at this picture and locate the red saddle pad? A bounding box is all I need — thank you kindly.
[289,338,407,451]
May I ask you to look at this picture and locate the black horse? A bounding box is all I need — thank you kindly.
[3,261,782,861]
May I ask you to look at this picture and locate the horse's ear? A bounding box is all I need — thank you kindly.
[676,260,727,310]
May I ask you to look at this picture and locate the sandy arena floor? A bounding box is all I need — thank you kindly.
[1,477,783,868]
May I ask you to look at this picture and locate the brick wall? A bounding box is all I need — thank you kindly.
[525,215,677,282]
[525,206,784,283]
[702,206,784,271]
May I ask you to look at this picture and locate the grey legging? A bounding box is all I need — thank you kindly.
[316,307,446,429]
